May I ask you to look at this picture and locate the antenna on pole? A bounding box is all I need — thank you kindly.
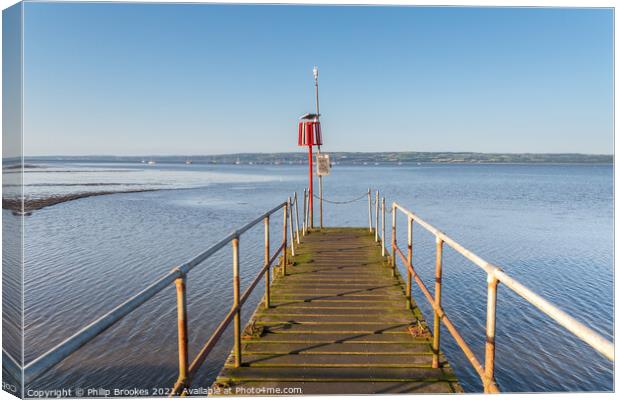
[313,66,320,153]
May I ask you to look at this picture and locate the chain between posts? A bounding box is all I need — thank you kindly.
[312,192,369,204]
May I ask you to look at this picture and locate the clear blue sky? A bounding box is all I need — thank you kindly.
[22,3,613,155]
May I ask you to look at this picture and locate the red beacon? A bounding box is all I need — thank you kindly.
[298,113,322,229]
[298,114,322,147]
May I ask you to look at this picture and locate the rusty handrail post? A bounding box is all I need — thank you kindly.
[432,236,444,368]
[264,216,270,309]
[307,189,311,233]
[367,188,372,233]
[381,197,386,257]
[294,192,300,244]
[304,192,310,235]
[304,188,309,236]
[288,197,295,256]
[375,191,379,242]
[319,176,324,229]
[484,275,499,392]
[232,235,241,368]
[173,273,189,392]
[282,202,288,276]
[391,203,397,276]
[302,189,307,236]
[406,216,413,310]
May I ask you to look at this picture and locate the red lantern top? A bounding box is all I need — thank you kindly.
[298,121,322,147]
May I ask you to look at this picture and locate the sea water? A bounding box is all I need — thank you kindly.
[4,162,612,393]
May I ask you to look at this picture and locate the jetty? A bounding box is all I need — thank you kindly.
[214,227,462,394]
[6,189,614,396]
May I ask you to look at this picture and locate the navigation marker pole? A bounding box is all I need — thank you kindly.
[314,66,323,229]
[297,67,324,232]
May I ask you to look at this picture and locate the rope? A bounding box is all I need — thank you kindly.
[312,192,369,205]
[369,196,393,212]
[371,199,394,213]
[301,189,394,212]
[307,191,394,212]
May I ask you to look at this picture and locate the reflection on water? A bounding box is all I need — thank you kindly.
[5,162,613,393]
[12,163,287,198]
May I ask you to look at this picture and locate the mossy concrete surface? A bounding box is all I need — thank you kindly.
[213,227,463,395]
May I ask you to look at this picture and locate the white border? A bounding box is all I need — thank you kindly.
[0,2,615,400]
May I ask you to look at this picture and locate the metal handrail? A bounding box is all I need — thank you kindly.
[20,195,302,393]
[368,193,614,393]
[172,194,301,395]
[174,242,286,395]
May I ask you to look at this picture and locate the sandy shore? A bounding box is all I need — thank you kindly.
[2,189,159,214]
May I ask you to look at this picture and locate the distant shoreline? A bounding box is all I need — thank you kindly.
[8,151,613,165]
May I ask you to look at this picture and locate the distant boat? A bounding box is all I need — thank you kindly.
[147,160,156,165]
[235,157,241,165]
[185,159,192,165]
[141,160,146,164]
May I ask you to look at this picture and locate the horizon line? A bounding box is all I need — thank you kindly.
[20,151,614,157]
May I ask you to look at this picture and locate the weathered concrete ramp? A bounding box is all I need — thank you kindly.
[214,228,462,395]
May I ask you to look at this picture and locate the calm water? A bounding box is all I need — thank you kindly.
[6,162,613,393]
